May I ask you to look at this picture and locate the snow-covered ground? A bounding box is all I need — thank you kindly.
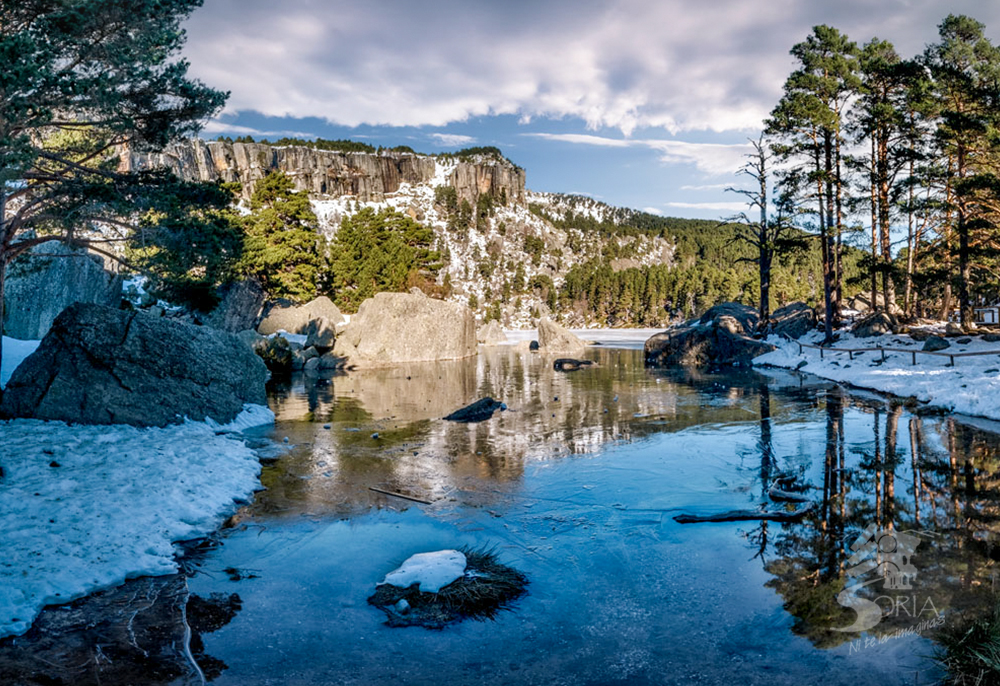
[503,328,661,350]
[757,330,1000,421]
[1,336,41,388]
[0,404,274,639]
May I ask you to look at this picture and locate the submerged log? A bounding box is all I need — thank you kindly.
[767,485,812,503]
[553,358,596,372]
[673,502,815,524]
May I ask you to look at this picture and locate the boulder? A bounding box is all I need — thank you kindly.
[0,303,267,427]
[645,306,774,368]
[443,397,506,423]
[852,312,899,338]
[477,320,508,346]
[257,296,344,335]
[202,278,266,333]
[770,302,816,340]
[318,351,343,369]
[3,240,123,339]
[553,358,596,372]
[537,317,586,355]
[909,329,932,342]
[945,322,965,337]
[332,292,476,367]
[983,332,1000,343]
[699,302,759,335]
[304,316,336,350]
[922,336,951,352]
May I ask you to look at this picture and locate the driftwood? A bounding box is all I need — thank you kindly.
[368,487,433,505]
[767,485,812,503]
[673,502,815,524]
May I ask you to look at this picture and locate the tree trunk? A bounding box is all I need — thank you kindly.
[878,132,896,312]
[822,134,835,342]
[834,135,844,313]
[870,137,879,312]
[956,144,972,327]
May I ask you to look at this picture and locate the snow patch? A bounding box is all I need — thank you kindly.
[206,403,275,432]
[0,417,265,638]
[756,331,1000,421]
[378,550,467,593]
[1,336,41,389]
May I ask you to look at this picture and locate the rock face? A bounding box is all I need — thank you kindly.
[3,240,122,339]
[332,292,476,367]
[125,139,526,207]
[852,312,899,338]
[644,302,773,368]
[537,317,586,355]
[770,302,816,339]
[202,278,266,332]
[477,320,508,345]
[0,303,267,427]
[257,296,345,335]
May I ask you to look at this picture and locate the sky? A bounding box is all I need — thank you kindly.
[182,0,1000,220]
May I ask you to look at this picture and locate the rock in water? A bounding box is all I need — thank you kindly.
[257,296,344,335]
[769,302,815,339]
[444,397,506,422]
[3,240,122,340]
[553,358,595,372]
[645,302,773,368]
[0,303,267,427]
[377,550,467,593]
[537,317,586,355]
[477,320,508,345]
[332,292,476,367]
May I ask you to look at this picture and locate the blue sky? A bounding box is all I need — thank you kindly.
[182,0,1000,220]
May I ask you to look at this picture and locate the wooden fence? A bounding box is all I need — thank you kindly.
[795,340,1000,367]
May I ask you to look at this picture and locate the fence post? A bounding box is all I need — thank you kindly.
[820,348,824,360]
[798,342,802,354]
[911,352,916,366]
[949,355,955,366]
[849,351,854,360]
[881,348,886,362]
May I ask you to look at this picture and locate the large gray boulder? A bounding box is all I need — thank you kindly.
[332,292,476,367]
[770,302,816,339]
[537,317,586,355]
[257,296,344,335]
[645,302,773,368]
[477,320,508,345]
[922,335,951,352]
[0,303,267,427]
[852,312,899,338]
[202,278,266,332]
[3,240,122,339]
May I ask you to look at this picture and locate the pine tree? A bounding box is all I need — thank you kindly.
[241,172,321,301]
[0,0,226,367]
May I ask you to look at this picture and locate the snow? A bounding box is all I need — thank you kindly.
[377,550,467,593]
[0,404,273,639]
[756,330,1000,421]
[503,328,661,350]
[207,403,276,432]
[1,336,41,389]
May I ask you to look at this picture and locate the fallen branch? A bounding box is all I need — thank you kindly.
[673,502,815,524]
[767,485,812,503]
[368,487,433,505]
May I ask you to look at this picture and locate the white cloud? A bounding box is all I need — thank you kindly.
[665,201,748,212]
[642,206,663,215]
[680,183,735,191]
[182,1,1000,135]
[428,133,476,147]
[201,120,315,139]
[524,132,752,176]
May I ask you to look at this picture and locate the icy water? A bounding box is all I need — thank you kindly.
[162,346,1000,686]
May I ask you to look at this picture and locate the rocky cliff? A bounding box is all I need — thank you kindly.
[124,139,525,206]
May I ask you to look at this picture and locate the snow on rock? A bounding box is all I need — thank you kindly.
[207,403,276,432]
[378,550,467,593]
[0,410,269,638]
[756,330,1000,421]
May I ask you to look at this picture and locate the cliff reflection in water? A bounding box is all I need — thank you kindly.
[255,347,793,517]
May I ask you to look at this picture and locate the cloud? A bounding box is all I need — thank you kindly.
[680,183,735,191]
[664,201,748,212]
[642,206,663,215]
[428,133,476,147]
[201,120,315,139]
[182,1,1000,135]
[524,133,751,176]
